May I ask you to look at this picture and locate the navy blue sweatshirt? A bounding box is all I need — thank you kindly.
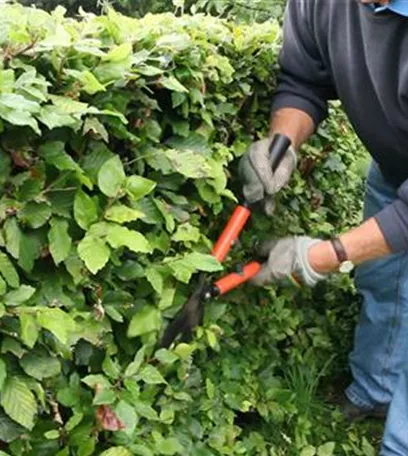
[272,0,408,252]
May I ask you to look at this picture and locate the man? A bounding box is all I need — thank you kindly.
[240,0,408,454]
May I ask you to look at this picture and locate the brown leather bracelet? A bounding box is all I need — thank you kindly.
[330,238,348,263]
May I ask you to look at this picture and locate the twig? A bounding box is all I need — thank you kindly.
[45,187,78,193]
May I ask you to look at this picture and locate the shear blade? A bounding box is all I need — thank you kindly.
[159,274,207,349]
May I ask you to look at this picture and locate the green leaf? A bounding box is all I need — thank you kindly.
[300,447,316,456]
[104,43,133,62]
[38,106,77,130]
[0,253,19,288]
[48,189,76,218]
[65,69,105,95]
[133,400,158,421]
[99,447,132,456]
[74,190,98,230]
[102,356,121,380]
[157,438,183,455]
[38,141,92,189]
[38,23,71,47]
[0,69,15,93]
[317,443,336,456]
[78,235,110,274]
[106,225,151,254]
[154,199,175,233]
[19,202,52,229]
[48,218,72,265]
[159,406,175,425]
[77,439,95,456]
[1,377,37,430]
[4,218,21,259]
[36,308,77,345]
[4,285,35,306]
[65,251,85,285]
[82,374,111,390]
[155,349,178,366]
[206,378,215,400]
[166,149,211,179]
[137,65,163,76]
[65,411,84,431]
[167,133,211,154]
[0,358,6,391]
[0,276,6,295]
[19,313,39,348]
[48,95,88,115]
[186,252,222,272]
[83,374,115,404]
[206,329,217,349]
[115,401,138,435]
[174,343,196,360]
[44,430,60,440]
[38,141,77,171]
[81,143,113,184]
[105,204,144,224]
[125,176,156,201]
[18,232,41,273]
[146,266,163,294]
[124,346,146,378]
[105,306,123,323]
[158,287,175,310]
[172,223,200,243]
[167,253,222,283]
[98,156,126,197]
[1,337,25,358]
[128,445,153,456]
[83,117,109,142]
[20,350,61,380]
[161,76,188,93]
[136,365,167,385]
[0,409,25,443]
[17,179,43,203]
[93,388,116,406]
[0,94,40,134]
[127,306,161,338]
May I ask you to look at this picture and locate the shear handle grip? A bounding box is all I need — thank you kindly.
[212,205,251,262]
[270,133,292,172]
[214,262,262,296]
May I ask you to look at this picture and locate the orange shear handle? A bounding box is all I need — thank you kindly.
[214,262,262,296]
[211,205,251,262]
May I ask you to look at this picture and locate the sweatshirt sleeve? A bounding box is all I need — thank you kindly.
[375,179,408,252]
[272,0,337,126]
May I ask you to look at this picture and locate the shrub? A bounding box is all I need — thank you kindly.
[0,5,371,455]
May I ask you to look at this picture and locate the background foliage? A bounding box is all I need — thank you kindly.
[0,3,376,456]
[15,0,286,22]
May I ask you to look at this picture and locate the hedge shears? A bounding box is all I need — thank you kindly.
[159,134,292,349]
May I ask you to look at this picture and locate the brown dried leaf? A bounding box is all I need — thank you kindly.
[96,405,125,431]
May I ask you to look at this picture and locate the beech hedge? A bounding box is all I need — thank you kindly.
[0,5,372,456]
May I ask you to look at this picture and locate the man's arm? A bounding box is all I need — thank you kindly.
[271,0,337,131]
[308,218,392,274]
[269,108,315,150]
[267,0,336,149]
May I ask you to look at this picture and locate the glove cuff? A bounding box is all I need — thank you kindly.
[296,237,327,287]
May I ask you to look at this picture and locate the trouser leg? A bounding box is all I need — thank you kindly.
[346,162,408,410]
[380,369,408,456]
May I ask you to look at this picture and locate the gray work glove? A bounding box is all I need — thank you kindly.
[239,138,297,215]
[252,237,327,287]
